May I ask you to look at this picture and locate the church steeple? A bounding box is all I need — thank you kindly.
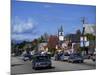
[58,25,64,41]
[60,25,63,32]
[59,25,64,36]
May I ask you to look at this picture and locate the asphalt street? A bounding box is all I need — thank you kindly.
[11,56,96,75]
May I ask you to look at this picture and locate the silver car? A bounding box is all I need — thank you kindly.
[68,54,84,63]
[60,53,70,61]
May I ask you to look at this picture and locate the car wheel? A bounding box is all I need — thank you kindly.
[92,59,95,62]
[32,63,35,69]
[33,66,38,70]
[67,60,70,63]
[55,58,57,61]
[32,66,35,69]
[48,65,51,68]
[81,60,83,63]
[68,60,71,63]
[72,61,74,63]
[23,59,26,61]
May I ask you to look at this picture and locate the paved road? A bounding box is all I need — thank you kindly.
[11,56,96,75]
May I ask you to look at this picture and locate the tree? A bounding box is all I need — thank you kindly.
[38,33,49,43]
[76,29,81,42]
[47,35,59,53]
[85,33,96,41]
[43,32,49,42]
[32,39,38,50]
[38,35,45,43]
[76,29,81,35]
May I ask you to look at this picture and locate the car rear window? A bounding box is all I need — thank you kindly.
[35,56,50,62]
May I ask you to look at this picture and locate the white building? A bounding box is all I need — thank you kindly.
[58,26,64,41]
[83,24,96,36]
[38,42,48,51]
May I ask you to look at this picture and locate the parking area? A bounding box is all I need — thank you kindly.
[11,56,96,75]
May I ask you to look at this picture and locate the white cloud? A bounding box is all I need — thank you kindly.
[12,16,38,34]
[11,16,39,41]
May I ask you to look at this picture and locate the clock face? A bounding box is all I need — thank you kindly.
[59,36,64,41]
[59,32,63,35]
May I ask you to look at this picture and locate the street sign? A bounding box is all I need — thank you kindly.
[80,41,89,47]
[80,36,87,41]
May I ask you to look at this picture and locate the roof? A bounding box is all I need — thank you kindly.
[83,24,96,35]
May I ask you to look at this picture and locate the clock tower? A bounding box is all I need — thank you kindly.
[58,26,64,41]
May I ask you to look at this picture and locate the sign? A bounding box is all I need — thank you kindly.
[80,41,89,47]
[80,36,87,41]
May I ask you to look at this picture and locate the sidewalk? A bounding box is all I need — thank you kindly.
[82,59,96,66]
[11,56,24,66]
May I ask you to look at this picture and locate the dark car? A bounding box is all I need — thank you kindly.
[91,52,96,62]
[54,51,63,61]
[83,54,91,59]
[32,54,52,69]
[68,53,84,63]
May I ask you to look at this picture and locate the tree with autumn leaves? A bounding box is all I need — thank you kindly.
[47,35,59,54]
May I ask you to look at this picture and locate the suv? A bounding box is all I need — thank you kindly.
[32,54,52,69]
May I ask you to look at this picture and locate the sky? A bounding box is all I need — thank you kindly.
[11,0,96,41]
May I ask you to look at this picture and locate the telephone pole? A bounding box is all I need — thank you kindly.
[81,17,86,55]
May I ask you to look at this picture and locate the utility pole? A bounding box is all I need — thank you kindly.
[81,17,86,55]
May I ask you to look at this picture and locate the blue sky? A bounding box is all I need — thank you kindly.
[11,0,96,41]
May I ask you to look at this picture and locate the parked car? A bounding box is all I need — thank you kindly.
[32,54,52,69]
[68,53,84,63]
[83,54,91,59]
[54,53,59,60]
[91,52,96,62]
[54,51,63,61]
[22,53,32,61]
[60,53,70,61]
[22,56,29,61]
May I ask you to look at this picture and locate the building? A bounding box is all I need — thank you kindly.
[58,26,64,42]
[84,24,96,36]
[65,34,80,43]
[84,24,96,54]
[38,42,48,51]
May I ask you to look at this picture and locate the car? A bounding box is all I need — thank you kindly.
[22,56,29,61]
[54,51,63,61]
[54,53,59,60]
[60,53,70,61]
[91,52,96,62]
[83,55,91,59]
[32,54,52,69]
[68,53,84,63]
[22,53,32,61]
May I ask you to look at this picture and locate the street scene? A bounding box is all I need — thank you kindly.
[11,0,96,75]
[11,56,95,74]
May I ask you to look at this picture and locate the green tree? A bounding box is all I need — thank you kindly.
[85,33,96,41]
[76,29,81,42]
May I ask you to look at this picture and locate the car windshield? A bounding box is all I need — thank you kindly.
[35,56,50,62]
[70,54,82,58]
[64,53,69,56]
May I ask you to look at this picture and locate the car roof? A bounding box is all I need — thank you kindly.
[34,54,49,57]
